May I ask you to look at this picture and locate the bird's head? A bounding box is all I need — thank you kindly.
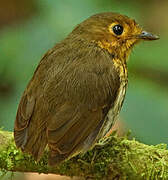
[71,12,159,61]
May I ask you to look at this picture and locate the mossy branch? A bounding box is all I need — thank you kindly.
[0,131,168,179]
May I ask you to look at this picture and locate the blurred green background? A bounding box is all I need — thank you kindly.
[0,0,167,149]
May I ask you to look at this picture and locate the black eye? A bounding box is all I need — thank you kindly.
[112,25,123,36]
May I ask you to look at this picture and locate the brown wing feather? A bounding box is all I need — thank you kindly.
[47,103,102,151]
[14,94,35,148]
[47,103,103,165]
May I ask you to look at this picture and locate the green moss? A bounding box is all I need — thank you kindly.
[0,131,168,179]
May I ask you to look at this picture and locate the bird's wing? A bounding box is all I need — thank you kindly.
[45,46,120,165]
[47,102,104,165]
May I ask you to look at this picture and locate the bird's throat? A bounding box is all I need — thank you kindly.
[97,39,131,63]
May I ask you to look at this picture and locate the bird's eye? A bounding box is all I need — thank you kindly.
[112,25,123,36]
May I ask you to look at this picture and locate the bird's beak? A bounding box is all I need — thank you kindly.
[137,31,159,40]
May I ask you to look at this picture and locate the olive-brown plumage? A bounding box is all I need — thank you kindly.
[14,12,159,165]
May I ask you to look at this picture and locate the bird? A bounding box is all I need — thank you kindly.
[14,12,159,166]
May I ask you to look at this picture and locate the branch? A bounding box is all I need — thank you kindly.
[0,130,168,179]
